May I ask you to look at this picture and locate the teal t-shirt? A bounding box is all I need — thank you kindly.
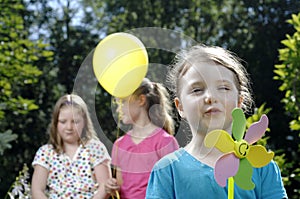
[146,148,287,199]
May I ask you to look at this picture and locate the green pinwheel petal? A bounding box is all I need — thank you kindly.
[232,108,246,141]
[233,158,255,190]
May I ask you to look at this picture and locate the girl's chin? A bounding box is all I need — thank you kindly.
[121,120,131,125]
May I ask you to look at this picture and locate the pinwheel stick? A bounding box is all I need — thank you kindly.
[228,177,234,199]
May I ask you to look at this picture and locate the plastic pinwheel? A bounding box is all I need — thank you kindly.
[204,108,274,190]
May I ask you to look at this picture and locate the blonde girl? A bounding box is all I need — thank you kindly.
[32,94,111,199]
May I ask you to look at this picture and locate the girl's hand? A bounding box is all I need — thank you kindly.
[105,178,120,195]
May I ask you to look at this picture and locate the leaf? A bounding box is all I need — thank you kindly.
[0,130,18,155]
[281,39,295,50]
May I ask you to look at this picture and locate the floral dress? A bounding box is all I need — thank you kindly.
[32,139,110,199]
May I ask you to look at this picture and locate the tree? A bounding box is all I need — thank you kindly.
[0,0,53,196]
[2,0,299,197]
[274,13,300,198]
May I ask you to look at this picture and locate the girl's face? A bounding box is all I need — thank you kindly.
[57,106,85,145]
[117,95,143,125]
[175,62,241,136]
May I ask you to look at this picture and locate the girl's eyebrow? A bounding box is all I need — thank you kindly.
[189,81,205,87]
[216,79,236,86]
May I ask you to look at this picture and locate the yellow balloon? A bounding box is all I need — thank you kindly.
[93,33,148,98]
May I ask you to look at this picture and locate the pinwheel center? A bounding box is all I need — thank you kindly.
[234,140,250,158]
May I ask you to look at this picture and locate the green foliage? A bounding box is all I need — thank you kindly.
[5,164,31,199]
[274,13,300,131]
[274,12,300,198]
[0,0,54,196]
[0,130,18,155]
[1,0,299,198]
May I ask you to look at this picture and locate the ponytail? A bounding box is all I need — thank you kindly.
[133,78,175,135]
[151,83,175,135]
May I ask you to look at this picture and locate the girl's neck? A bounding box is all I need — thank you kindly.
[185,135,222,168]
[63,142,80,159]
[130,122,158,144]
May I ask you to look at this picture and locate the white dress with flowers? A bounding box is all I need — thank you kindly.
[32,139,110,199]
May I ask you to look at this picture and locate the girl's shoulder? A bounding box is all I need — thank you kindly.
[114,133,129,144]
[151,128,172,138]
[153,148,185,168]
[37,143,54,152]
[85,138,106,149]
[153,128,178,144]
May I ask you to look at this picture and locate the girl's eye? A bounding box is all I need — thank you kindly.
[58,120,66,124]
[73,119,82,124]
[191,87,204,93]
[218,86,230,91]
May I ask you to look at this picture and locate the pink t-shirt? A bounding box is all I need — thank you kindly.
[111,128,179,199]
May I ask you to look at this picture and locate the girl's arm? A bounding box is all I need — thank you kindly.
[104,168,122,197]
[31,165,48,199]
[93,159,111,199]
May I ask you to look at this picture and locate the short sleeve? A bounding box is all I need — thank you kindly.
[87,139,111,167]
[157,135,179,158]
[146,157,175,199]
[32,144,53,170]
[260,160,288,199]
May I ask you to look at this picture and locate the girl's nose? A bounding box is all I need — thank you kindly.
[204,90,217,104]
[66,121,73,129]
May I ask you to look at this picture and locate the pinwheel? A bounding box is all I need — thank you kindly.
[204,108,274,191]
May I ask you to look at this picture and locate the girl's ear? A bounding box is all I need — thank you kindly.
[138,94,147,106]
[238,96,243,108]
[174,97,185,118]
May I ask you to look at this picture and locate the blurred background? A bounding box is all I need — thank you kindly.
[1,0,299,198]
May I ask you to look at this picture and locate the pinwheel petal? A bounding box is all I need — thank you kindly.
[244,114,269,144]
[204,130,235,153]
[234,158,255,190]
[247,145,274,168]
[232,108,246,141]
[214,153,239,187]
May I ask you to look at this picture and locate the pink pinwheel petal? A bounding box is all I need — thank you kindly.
[244,114,268,144]
[214,153,239,187]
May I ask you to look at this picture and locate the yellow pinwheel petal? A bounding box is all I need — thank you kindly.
[247,145,274,168]
[204,130,235,153]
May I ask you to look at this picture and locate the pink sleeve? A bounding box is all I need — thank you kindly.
[157,136,179,158]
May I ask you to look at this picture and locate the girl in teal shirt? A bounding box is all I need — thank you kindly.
[146,44,287,199]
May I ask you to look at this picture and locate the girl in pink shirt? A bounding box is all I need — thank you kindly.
[105,78,179,199]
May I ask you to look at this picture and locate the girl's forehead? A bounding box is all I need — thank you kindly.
[187,62,236,81]
[59,106,82,115]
